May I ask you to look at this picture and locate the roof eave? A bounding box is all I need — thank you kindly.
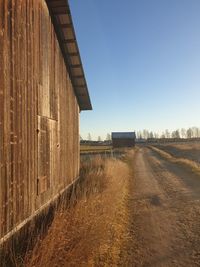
[45,0,92,111]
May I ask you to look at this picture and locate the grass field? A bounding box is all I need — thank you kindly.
[80,145,112,154]
[153,142,200,164]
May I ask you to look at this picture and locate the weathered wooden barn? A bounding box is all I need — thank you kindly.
[112,132,136,148]
[0,0,91,244]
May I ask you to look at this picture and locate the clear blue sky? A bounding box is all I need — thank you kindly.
[69,0,200,140]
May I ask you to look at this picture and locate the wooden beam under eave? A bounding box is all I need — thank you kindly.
[63,39,76,44]
[74,75,84,79]
[70,64,81,68]
[68,52,79,56]
[59,23,72,28]
[52,9,69,15]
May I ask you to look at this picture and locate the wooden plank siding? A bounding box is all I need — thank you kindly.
[112,139,135,148]
[0,0,80,241]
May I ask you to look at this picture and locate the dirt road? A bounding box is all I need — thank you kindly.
[127,147,200,267]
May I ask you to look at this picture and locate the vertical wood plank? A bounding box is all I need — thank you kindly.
[0,0,80,240]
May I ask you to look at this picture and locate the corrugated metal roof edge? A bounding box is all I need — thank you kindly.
[45,0,92,111]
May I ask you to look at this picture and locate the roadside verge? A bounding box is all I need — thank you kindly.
[149,146,200,176]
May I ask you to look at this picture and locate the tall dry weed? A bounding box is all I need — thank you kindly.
[24,155,131,267]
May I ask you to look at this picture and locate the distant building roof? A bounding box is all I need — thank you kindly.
[112,132,136,139]
[45,0,92,111]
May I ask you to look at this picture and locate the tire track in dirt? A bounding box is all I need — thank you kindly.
[126,147,200,267]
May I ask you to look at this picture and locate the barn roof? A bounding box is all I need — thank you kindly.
[45,0,92,111]
[112,132,136,139]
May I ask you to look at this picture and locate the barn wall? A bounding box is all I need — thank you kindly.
[0,0,80,240]
[112,139,135,148]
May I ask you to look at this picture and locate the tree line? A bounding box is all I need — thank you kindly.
[137,127,200,140]
[80,127,200,141]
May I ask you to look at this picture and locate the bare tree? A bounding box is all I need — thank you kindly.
[192,127,200,138]
[154,132,159,139]
[149,131,154,138]
[176,129,180,138]
[165,129,170,138]
[106,133,111,141]
[161,132,166,139]
[171,129,180,138]
[142,129,149,139]
[137,131,142,139]
[197,128,200,138]
[181,128,186,138]
[186,128,192,139]
[87,133,92,141]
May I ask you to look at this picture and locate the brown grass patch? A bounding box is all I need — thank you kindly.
[24,155,131,267]
[154,143,200,164]
[80,145,112,154]
[150,146,200,175]
[159,142,200,151]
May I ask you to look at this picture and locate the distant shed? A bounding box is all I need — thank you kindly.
[112,132,136,148]
[0,0,91,244]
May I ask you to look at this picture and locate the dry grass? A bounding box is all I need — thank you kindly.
[23,154,132,267]
[159,142,200,151]
[150,146,200,175]
[80,145,112,154]
[155,143,200,164]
